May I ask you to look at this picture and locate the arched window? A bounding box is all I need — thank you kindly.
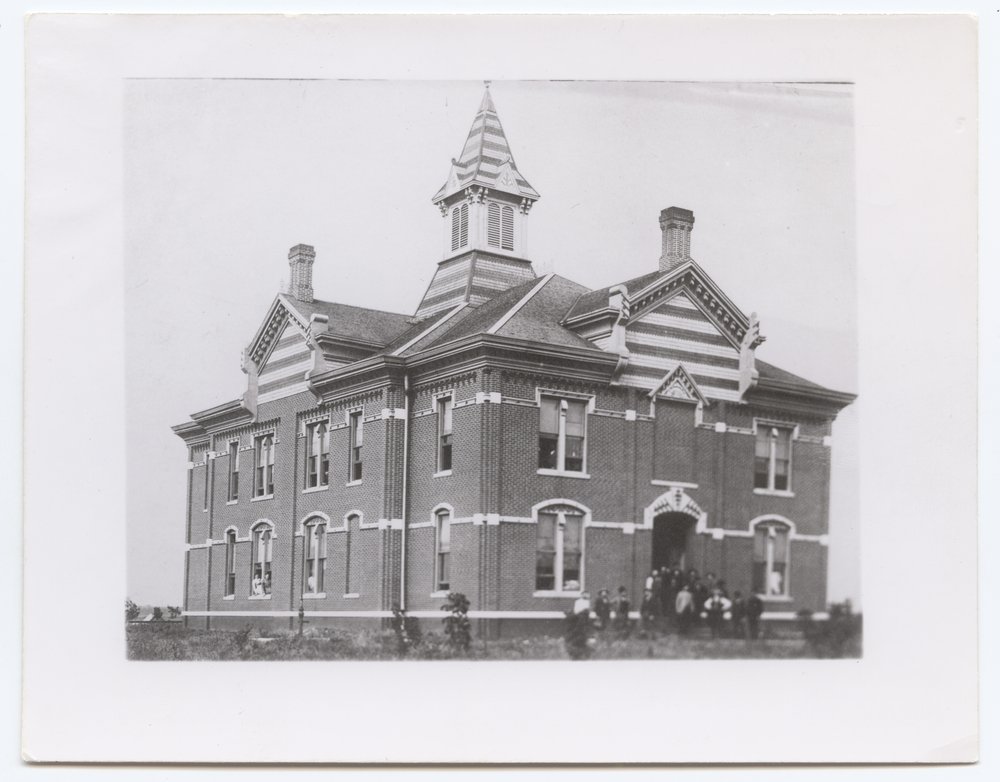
[535,504,585,593]
[450,203,469,251]
[487,203,515,251]
[435,509,452,592]
[345,512,361,595]
[305,421,329,489]
[304,518,326,594]
[753,521,790,597]
[250,523,273,596]
[224,529,237,597]
[487,202,501,247]
[501,205,514,250]
[254,434,274,497]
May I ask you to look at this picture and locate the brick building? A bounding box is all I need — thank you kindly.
[174,87,855,635]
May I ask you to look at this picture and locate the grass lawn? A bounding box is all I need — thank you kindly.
[127,618,860,661]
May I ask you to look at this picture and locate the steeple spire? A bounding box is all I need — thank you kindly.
[416,86,540,318]
[432,86,539,205]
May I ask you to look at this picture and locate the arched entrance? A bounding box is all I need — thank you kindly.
[652,512,696,572]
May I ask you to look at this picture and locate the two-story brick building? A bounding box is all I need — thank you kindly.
[174,87,855,636]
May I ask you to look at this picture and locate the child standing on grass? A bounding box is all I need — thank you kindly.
[593,589,612,630]
[614,586,632,638]
[675,583,694,635]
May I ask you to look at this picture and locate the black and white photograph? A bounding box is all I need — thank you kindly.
[19,13,980,766]
[124,78,859,662]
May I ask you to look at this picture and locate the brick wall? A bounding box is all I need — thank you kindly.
[182,365,839,622]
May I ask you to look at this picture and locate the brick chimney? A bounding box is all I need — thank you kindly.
[287,244,315,303]
[659,207,695,272]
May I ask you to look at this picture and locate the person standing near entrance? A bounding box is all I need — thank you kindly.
[730,590,747,639]
[675,582,694,635]
[704,587,732,639]
[614,586,632,638]
[746,591,765,640]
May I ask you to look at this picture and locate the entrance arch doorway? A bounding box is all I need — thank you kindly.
[652,512,696,572]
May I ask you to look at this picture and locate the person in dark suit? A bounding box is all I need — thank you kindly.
[746,591,765,640]
[614,586,632,638]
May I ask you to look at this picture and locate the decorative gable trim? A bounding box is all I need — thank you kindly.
[628,263,749,350]
[648,364,709,407]
[246,295,310,370]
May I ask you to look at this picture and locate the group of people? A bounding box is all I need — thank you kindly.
[574,566,766,641]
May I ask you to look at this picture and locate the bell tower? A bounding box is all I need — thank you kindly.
[416,85,540,318]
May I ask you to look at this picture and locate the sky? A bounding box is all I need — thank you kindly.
[124,79,858,607]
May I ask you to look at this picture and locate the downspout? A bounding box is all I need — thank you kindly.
[400,372,411,611]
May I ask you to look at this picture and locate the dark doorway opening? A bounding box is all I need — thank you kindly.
[652,512,696,572]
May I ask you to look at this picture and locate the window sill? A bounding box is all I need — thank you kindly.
[536,469,590,480]
[222,595,235,601]
[753,488,795,498]
[226,500,238,506]
[533,590,583,598]
[433,470,453,478]
[248,594,272,601]
[345,480,363,488]
[251,494,275,502]
[430,590,450,599]
[302,485,329,495]
[303,592,326,600]
[758,594,793,602]
[343,593,360,599]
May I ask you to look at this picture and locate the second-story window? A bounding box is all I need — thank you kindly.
[538,396,588,473]
[349,411,363,482]
[437,397,453,473]
[227,441,239,502]
[754,424,793,492]
[254,434,274,498]
[305,421,329,489]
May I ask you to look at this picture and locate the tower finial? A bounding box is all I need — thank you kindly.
[484,79,491,90]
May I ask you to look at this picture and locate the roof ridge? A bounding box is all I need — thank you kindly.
[486,273,555,335]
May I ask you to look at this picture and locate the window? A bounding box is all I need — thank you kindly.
[305,421,330,489]
[753,522,790,597]
[450,203,469,251]
[435,509,451,592]
[227,441,239,502]
[224,529,237,597]
[250,524,273,596]
[487,203,515,251]
[487,202,501,247]
[501,205,514,250]
[304,519,326,594]
[253,434,275,497]
[348,412,363,482]
[538,396,588,473]
[437,397,453,472]
[345,513,361,595]
[202,451,210,511]
[754,424,793,492]
[536,508,584,592]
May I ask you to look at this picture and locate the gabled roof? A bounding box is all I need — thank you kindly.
[564,270,663,322]
[407,274,599,355]
[432,87,540,204]
[283,295,419,347]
